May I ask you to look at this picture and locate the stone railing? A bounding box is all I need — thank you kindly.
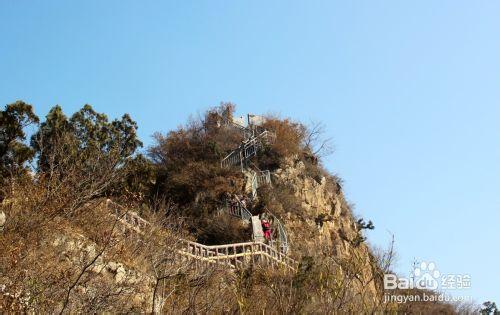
[179,240,297,272]
[106,199,150,233]
[106,199,296,271]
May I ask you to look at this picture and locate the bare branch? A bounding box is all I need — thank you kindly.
[304,121,334,158]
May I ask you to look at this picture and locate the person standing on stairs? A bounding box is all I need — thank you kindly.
[262,219,272,241]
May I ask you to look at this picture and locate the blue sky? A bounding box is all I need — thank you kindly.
[1,0,498,304]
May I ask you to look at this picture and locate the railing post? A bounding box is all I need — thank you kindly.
[233,245,237,267]
[225,246,229,266]
[251,243,255,265]
[239,150,243,172]
[195,246,199,270]
[216,248,220,265]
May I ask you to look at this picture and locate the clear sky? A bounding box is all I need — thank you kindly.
[1,0,498,304]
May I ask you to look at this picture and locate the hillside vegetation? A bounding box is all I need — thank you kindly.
[0,101,472,313]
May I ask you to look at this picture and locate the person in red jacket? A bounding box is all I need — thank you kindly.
[262,219,272,241]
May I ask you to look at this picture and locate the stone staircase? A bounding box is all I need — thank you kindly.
[219,118,290,255]
[218,198,289,254]
[105,114,295,272]
[107,199,297,271]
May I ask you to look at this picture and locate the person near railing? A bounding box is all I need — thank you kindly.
[262,218,272,241]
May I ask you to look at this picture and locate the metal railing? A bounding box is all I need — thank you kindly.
[255,170,271,186]
[221,149,243,169]
[219,125,289,255]
[219,200,252,222]
[268,213,289,254]
[243,140,258,159]
[218,199,289,254]
[224,119,254,140]
[251,170,271,199]
[220,129,276,169]
[255,129,276,144]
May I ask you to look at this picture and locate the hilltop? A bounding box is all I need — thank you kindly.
[0,102,465,313]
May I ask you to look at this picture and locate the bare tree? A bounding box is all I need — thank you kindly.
[304,121,334,158]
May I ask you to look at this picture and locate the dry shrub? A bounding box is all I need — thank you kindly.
[262,117,306,157]
[147,105,249,247]
[0,124,190,312]
[149,105,245,214]
[157,161,243,213]
[257,117,306,170]
[194,213,251,245]
[288,247,382,313]
[0,175,193,313]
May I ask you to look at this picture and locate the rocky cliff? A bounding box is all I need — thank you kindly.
[272,156,381,307]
